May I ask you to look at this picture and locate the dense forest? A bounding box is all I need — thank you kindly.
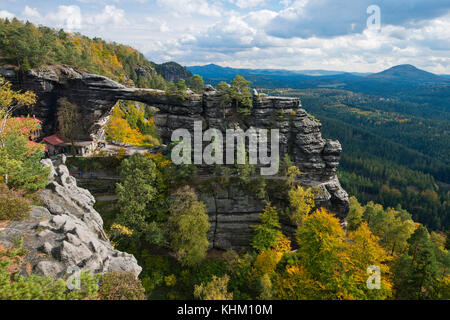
[263,88,449,232]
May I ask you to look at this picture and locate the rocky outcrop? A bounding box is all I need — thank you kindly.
[1,65,200,141]
[154,62,193,82]
[134,66,158,83]
[1,64,348,221]
[199,178,347,250]
[0,156,141,279]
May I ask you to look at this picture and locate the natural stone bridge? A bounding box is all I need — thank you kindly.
[2,64,349,248]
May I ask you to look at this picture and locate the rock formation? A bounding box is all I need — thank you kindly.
[154,62,193,82]
[0,155,142,279]
[200,186,268,250]
[1,65,349,248]
[1,65,200,141]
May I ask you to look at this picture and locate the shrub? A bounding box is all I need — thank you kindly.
[258,273,273,300]
[0,184,31,221]
[0,134,50,191]
[99,271,146,300]
[0,244,99,300]
[194,275,233,300]
[164,274,177,287]
[66,272,101,300]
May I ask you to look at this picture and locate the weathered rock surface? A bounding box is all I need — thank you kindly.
[0,156,142,279]
[1,65,200,141]
[198,178,347,250]
[1,64,348,230]
[199,186,266,250]
[154,62,192,82]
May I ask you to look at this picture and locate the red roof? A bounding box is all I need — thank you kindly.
[43,134,64,146]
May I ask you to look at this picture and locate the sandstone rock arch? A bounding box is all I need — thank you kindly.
[2,65,349,228]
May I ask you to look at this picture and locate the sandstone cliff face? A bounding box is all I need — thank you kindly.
[0,156,142,279]
[1,65,349,247]
[199,186,267,250]
[154,62,193,82]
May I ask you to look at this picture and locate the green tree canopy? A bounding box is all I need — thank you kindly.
[115,154,168,246]
[251,203,283,252]
[216,75,253,110]
[188,75,205,94]
[167,186,210,267]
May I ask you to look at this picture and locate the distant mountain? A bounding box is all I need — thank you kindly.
[188,63,450,112]
[188,63,448,85]
[340,66,450,111]
[187,64,357,81]
[367,64,449,83]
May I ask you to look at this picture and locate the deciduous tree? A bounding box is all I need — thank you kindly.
[194,275,233,300]
[167,186,210,267]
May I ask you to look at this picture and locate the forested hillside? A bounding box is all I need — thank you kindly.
[263,88,449,231]
[0,18,176,89]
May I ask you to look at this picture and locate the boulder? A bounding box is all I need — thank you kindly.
[0,159,142,279]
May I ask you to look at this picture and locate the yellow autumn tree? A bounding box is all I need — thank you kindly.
[287,185,315,225]
[194,275,233,300]
[295,208,345,297]
[273,264,323,300]
[344,223,393,299]
[253,235,291,299]
[105,106,145,145]
[254,250,282,278]
[273,208,393,300]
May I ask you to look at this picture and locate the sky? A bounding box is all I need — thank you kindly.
[1,0,450,73]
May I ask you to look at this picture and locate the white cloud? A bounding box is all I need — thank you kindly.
[22,6,42,21]
[0,10,15,19]
[20,4,128,32]
[21,5,83,31]
[88,5,127,26]
[156,0,221,17]
[231,0,267,9]
[265,0,450,39]
[160,22,170,33]
[246,10,278,27]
